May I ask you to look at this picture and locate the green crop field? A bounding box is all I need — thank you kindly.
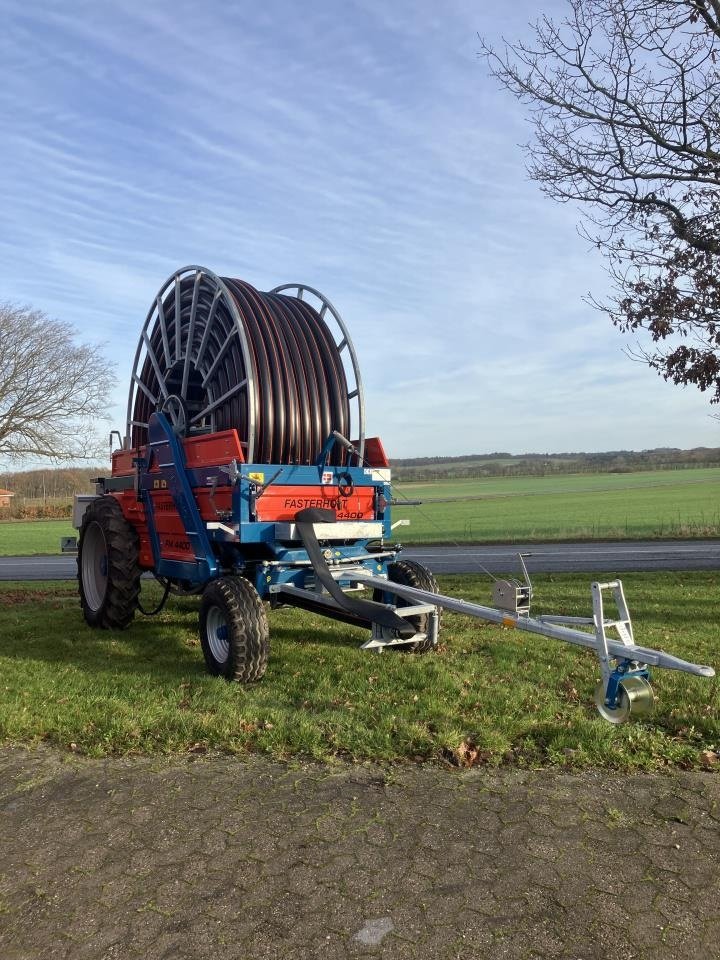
[392,468,720,542]
[0,573,717,768]
[0,519,75,556]
[0,467,719,555]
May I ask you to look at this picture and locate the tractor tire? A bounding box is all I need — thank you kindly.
[374,559,441,653]
[78,495,141,629]
[200,576,270,682]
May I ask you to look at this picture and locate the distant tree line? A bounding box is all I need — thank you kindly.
[0,468,98,518]
[393,447,720,481]
[0,467,98,500]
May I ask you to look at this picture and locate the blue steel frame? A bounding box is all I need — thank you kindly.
[137,412,396,599]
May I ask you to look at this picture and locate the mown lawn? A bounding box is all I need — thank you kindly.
[0,573,717,768]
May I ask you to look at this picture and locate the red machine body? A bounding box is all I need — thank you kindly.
[108,431,390,570]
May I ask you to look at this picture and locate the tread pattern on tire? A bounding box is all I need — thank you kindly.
[78,495,141,629]
[200,576,270,683]
[379,558,442,653]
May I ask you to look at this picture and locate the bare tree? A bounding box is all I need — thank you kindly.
[0,303,115,461]
[481,1,720,403]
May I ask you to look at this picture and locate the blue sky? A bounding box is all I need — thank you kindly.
[1,0,717,462]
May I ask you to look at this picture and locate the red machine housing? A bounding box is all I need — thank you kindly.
[109,432,390,569]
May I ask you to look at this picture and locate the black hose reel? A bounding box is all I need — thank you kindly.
[126,266,365,466]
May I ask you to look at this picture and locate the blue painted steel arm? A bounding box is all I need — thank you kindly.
[140,412,219,583]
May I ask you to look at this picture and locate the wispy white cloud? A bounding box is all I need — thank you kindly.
[0,0,717,461]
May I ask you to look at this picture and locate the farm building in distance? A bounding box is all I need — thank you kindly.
[0,489,15,507]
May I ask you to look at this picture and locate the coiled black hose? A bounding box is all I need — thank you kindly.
[130,274,351,465]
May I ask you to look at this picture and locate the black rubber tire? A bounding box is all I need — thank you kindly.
[374,559,441,653]
[77,495,141,629]
[200,576,270,682]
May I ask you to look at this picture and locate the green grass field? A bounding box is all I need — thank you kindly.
[0,468,719,555]
[0,519,74,555]
[0,573,717,768]
[393,468,720,542]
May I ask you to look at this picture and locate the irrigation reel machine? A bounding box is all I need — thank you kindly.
[76,266,715,724]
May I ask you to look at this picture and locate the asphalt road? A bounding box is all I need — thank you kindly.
[406,539,720,575]
[0,539,718,581]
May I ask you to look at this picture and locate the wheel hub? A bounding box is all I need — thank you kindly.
[206,606,230,663]
[594,675,655,723]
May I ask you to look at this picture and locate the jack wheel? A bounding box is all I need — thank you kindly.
[374,559,441,653]
[200,577,269,682]
[77,495,140,629]
[594,675,654,724]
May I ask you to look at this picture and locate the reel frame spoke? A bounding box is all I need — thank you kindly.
[126,267,365,466]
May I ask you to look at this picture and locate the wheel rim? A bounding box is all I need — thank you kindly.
[82,520,108,612]
[126,266,256,456]
[594,676,654,723]
[206,605,230,663]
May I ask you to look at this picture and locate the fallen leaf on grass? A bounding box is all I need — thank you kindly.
[700,749,719,767]
[561,678,580,702]
[444,738,492,768]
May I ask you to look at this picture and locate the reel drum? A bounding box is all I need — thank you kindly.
[126,266,365,465]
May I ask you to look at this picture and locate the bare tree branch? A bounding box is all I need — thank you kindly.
[0,303,116,462]
[481,0,720,403]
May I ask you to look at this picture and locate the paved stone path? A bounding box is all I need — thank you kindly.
[1,747,718,959]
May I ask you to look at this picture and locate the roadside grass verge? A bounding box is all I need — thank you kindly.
[0,573,717,768]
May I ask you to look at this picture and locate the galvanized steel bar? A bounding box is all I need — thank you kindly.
[353,574,716,679]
